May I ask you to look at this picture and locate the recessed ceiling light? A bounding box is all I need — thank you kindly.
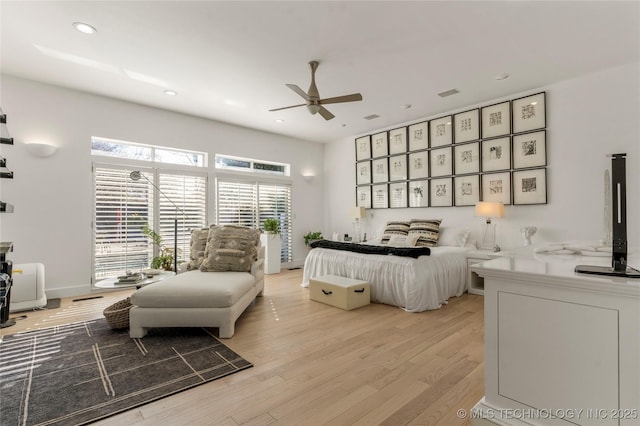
[275,119,284,123]
[73,22,97,34]
[163,90,177,96]
[401,104,412,109]
[495,73,510,81]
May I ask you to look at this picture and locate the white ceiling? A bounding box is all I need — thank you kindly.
[1,1,639,143]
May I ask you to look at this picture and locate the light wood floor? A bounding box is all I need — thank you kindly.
[2,269,485,425]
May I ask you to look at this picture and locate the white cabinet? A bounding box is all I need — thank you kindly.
[466,250,500,295]
[260,233,281,275]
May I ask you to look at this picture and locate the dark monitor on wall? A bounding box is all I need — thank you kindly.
[575,153,640,278]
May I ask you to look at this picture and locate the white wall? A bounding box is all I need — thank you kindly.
[0,75,324,298]
[324,62,640,251]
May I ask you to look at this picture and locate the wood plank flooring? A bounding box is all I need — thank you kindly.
[1,269,485,425]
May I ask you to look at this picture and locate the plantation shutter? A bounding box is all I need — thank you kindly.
[216,179,293,263]
[94,166,207,280]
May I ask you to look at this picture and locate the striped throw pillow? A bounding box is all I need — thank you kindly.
[408,219,442,247]
[381,221,410,244]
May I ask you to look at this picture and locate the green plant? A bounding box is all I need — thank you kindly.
[263,218,280,234]
[304,231,323,246]
[141,224,175,271]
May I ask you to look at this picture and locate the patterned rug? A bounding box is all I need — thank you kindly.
[0,319,252,426]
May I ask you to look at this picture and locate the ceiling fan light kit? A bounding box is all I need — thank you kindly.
[270,61,362,120]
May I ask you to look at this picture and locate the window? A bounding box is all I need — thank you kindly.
[92,136,207,167]
[215,154,289,176]
[216,179,292,263]
[93,167,207,280]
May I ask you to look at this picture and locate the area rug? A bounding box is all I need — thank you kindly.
[0,319,252,426]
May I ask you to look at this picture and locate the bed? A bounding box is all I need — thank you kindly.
[302,238,471,312]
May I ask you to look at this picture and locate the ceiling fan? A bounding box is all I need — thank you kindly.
[269,61,363,120]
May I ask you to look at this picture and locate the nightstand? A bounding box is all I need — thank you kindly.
[466,250,501,295]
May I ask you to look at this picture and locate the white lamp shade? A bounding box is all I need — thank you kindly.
[349,206,366,219]
[475,201,505,218]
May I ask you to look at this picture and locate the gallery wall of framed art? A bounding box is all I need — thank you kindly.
[354,92,547,208]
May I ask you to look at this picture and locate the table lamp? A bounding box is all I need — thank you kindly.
[349,207,366,243]
[475,201,505,251]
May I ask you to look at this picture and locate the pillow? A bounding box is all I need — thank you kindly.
[200,225,260,272]
[381,221,410,244]
[437,227,470,248]
[386,234,407,246]
[407,219,442,247]
[186,227,210,271]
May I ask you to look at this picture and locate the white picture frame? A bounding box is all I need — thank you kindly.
[430,177,453,207]
[513,131,546,169]
[429,116,452,147]
[481,101,511,139]
[454,109,480,143]
[355,136,371,161]
[513,168,547,205]
[512,92,546,134]
[389,155,407,181]
[408,179,428,207]
[372,184,388,208]
[389,127,407,155]
[454,175,480,206]
[356,161,371,185]
[482,137,511,172]
[371,158,388,183]
[356,186,372,208]
[408,151,429,179]
[408,121,429,151]
[371,132,388,157]
[430,147,452,177]
[481,172,511,205]
[389,182,407,208]
[454,142,480,175]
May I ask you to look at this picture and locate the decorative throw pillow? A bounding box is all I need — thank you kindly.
[200,225,260,272]
[186,227,210,271]
[381,221,410,244]
[437,227,470,248]
[408,219,442,247]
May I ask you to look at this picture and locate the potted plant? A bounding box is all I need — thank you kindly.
[141,224,175,271]
[261,218,281,274]
[304,231,323,246]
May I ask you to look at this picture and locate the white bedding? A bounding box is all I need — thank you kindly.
[302,246,469,312]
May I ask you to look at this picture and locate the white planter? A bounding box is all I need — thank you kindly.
[260,233,281,274]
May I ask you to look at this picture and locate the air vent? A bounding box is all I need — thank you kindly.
[438,89,459,98]
[363,114,380,120]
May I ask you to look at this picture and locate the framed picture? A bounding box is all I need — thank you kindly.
[513,131,546,169]
[430,115,452,147]
[481,172,511,205]
[454,142,480,175]
[454,109,480,143]
[430,147,452,177]
[371,158,388,183]
[454,175,480,206]
[408,179,428,207]
[372,184,389,209]
[389,182,408,208]
[430,177,453,207]
[355,136,371,161]
[512,92,546,134]
[408,121,429,151]
[408,151,429,179]
[356,161,371,185]
[389,127,407,155]
[481,101,511,139]
[482,137,511,172]
[389,155,407,181]
[513,168,547,205]
[356,186,372,208]
[371,132,388,157]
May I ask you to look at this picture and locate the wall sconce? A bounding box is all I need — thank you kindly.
[25,143,58,158]
[301,173,315,181]
[475,201,505,251]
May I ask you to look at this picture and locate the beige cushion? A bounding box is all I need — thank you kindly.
[131,270,255,308]
[187,227,210,271]
[200,225,260,272]
[408,219,442,247]
[381,221,410,244]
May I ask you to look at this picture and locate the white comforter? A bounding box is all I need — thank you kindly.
[302,246,469,312]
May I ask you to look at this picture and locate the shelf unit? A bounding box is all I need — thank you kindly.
[467,250,501,295]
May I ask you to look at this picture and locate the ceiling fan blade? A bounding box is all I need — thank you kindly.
[286,84,310,101]
[318,93,363,105]
[268,103,307,112]
[318,106,335,121]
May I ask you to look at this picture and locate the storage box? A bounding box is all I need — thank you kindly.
[309,275,370,310]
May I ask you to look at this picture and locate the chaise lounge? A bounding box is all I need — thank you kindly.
[129,225,264,339]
